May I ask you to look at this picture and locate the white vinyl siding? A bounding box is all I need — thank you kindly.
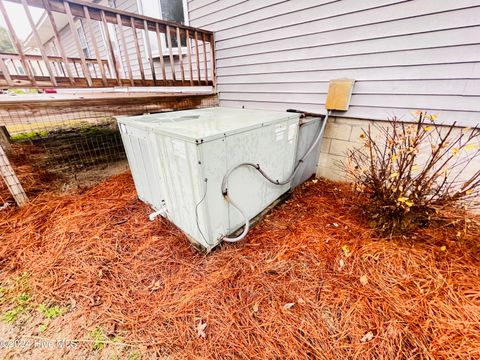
[188,0,480,126]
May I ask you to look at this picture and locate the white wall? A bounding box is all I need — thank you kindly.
[187,0,480,127]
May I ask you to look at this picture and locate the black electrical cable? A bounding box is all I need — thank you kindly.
[195,178,209,245]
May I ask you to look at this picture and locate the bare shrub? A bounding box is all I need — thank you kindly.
[344,113,480,234]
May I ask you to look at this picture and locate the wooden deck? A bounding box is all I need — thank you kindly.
[0,0,216,90]
[0,92,218,132]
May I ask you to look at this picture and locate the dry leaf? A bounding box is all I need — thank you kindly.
[148,279,163,291]
[341,245,351,257]
[360,275,368,286]
[197,321,207,338]
[360,331,374,343]
[338,259,345,269]
[283,303,295,310]
[253,302,259,313]
[440,245,447,252]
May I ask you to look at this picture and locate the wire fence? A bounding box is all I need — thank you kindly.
[0,93,217,204]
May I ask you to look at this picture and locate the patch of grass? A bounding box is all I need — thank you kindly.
[0,287,5,305]
[11,131,48,142]
[90,327,108,351]
[1,291,33,324]
[38,323,49,333]
[3,306,26,324]
[16,293,31,305]
[128,351,141,360]
[38,304,63,319]
[37,303,65,332]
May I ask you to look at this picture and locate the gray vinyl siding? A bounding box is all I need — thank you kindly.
[187,0,480,126]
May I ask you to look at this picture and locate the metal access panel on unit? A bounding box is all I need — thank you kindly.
[117,107,300,251]
[291,117,324,189]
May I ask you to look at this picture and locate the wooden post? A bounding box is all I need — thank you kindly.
[42,0,75,86]
[130,17,145,85]
[202,32,208,85]
[64,1,92,86]
[0,126,11,152]
[210,33,216,90]
[194,31,201,85]
[143,20,157,86]
[0,143,28,206]
[176,27,185,85]
[21,0,58,87]
[117,14,134,86]
[186,30,193,86]
[0,0,37,87]
[166,25,176,82]
[84,5,108,86]
[101,9,121,86]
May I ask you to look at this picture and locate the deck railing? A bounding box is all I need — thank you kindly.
[0,0,215,89]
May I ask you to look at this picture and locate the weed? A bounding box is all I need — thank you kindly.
[128,351,141,360]
[3,306,25,324]
[0,287,5,305]
[36,303,65,333]
[1,289,33,324]
[38,323,48,333]
[90,327,108,351]
[38,304,63,319]
[16,293,31,305]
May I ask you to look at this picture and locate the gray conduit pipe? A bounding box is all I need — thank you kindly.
[221,110,331,243]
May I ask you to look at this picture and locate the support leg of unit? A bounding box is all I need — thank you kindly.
[0,143,28,207]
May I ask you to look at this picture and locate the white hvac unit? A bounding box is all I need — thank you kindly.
[117,107,302,251]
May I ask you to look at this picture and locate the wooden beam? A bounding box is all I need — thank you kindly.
[21,0,57,86]
[42,0,75,85]
[117,14,134,86]
[202,32,208,85]
[130,16,145,85]
[176,26,185,85]
[0,143,28,207]
[186,30,193,86]
[101,9,121,85]
[166,25,176,82]
[143,20,156,86]
[194,31,201,85]
[210,33,216,91]
[0,0,36,86]
[64,1,92,86]
[155,23,167,85]
[0,126,11,152]
[0,58,13,87]
[0,93,218,111]
[84,5,107,85]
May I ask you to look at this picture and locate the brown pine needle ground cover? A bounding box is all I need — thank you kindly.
[1,172,480,359]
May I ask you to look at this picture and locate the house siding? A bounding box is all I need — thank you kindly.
[187,0,480,180]
[187,0,480,127]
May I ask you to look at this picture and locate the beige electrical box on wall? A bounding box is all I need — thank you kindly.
[325,79,355,111]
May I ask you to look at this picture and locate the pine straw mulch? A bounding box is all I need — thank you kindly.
[0,172,480,359]
[0,144,59,205]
